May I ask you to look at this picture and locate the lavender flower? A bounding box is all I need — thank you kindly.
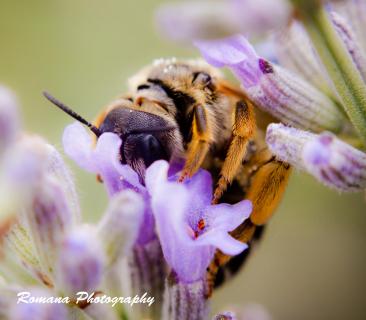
[62,122,254,320]
[332,0,366,53]
[55,226,105,297]
[145,161,250,320]
[213,304,271,320]
[198,31,365,191]
[146,160,251,284]
[274,21,334,95]
[266,123,366,192]
[0,86,22,237]
[156,0,291,43]
[97,190,144,266]
[213,312,237,320]
[63,122,171,319]
[63,122,154,245]
[195,35,346,133]
[0,94,147,319]
[186,5,366,193]
[330,11,366,83]
[8,288,68,320]
[0,86,19,155]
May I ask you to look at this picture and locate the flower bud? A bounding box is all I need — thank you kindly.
[0,135,79,282]
[9,288,68,320]
[155,1,238,44]
[331,0,366,53]
[331,11,366,83]
[213,312,237,320]
[0,136,76,216]
[0,135,47,200]
[275,22,334,96]
[266,123,366,192]
[156,0,291,44]
[0,86,19,155]
[97,190,144,265]
[26,176,74,275]
[3,223,53,287]
[196,35,346,133]
[43,144,80,221]
[56,226,105,296]
[266,123,313,170]
[303,132,366,191]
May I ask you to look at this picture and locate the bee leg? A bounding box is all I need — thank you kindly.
[246,154,292,226]
[179,105,212,181]
[213,100,255,203]
[207,155,292,296]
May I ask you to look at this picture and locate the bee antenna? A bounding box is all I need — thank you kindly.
[43,91,101,137]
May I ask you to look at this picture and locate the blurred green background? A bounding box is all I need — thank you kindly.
[0,1,365,319]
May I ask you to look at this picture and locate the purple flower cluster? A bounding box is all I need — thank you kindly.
[0,85,253,320]
[157,0,366,192]
[63,122,251,284]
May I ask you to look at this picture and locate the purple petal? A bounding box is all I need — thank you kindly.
[153,182,211,282]
[148,167,214,282]
[94,133,141,195]
[196,230,248,256]
[152,182,189,243]
[184,169,213,211]
[145,160,170,195]
[63,122,142,195]
[62,122,96,172]
[205,199,252,231]
[135,198,156,245]
[150,164,251,282]
[167,159,185,178]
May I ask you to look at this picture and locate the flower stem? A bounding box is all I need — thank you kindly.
[295,4,366,145]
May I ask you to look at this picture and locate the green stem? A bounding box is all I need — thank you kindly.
[295,4,366,145]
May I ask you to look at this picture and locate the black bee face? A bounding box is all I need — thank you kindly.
[98,107,178,180]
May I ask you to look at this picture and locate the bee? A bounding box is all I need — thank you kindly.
[44,58,291,295]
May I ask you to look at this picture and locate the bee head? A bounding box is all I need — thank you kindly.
[44,92,180,181]
[98,107,178,179]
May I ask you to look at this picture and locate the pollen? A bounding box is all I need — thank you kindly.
[197,218,205,231]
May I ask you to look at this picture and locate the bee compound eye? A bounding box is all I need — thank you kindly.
[142,134,161,155]
[125,133,168,168]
